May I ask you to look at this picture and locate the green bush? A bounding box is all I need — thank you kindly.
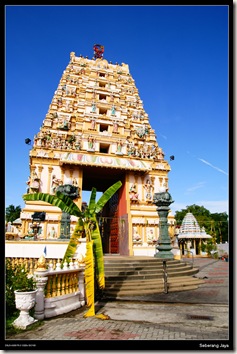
[201,243,206,252]
[205,241,217,256]
[5,259,36,317]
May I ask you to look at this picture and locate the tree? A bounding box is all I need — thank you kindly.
[5,205,21,223]
[209,212,228,243]
[23,180,122,319]
[174,204,228,243]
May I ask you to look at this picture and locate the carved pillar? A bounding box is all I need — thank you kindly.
[164,178,168,189]
[158,177,163,189]
[48,166,54,193]
[142,176,146,200]
[38,165,43,179]
[21,220,27,235]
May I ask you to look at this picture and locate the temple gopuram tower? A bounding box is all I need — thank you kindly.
[21,45,175,256]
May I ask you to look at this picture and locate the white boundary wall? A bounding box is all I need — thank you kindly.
[5,239,87,260]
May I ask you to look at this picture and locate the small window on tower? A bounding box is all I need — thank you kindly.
[100,143,110,154]
[99,107,107,115]
[99,81,106,88]
[99,124,108,132]
[99,94,107,101]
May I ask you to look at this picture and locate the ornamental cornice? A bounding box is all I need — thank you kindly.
[59,152,152,171]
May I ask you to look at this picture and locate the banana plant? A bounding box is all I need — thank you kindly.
[23,180,122,319]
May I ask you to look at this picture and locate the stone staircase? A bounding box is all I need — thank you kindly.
[103,256,205,299]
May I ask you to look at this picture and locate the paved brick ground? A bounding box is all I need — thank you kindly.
[4,257,233,351]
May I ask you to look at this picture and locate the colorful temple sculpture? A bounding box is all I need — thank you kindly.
[20,45,175,256]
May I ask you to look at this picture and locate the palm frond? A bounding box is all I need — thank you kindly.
[83,240,95,318]
[23,192,81,217]
[95,313,111,320]
[91,216,105,289]
[61,217,84,265]
[23,182,123,320]
[55,191,83,217]
[88,188,97,213]
[95,181,122,214]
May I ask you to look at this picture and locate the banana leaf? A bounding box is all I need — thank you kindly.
[95,181,122,214]
[61,217,84,265]
[88,181,122,290]
[90,215,105,289]
[83,238,110,320]
[22,181,122,320]
[88,187,97,214]
[83,240,95,318]
[23,192,81,217]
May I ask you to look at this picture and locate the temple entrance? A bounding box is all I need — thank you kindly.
[102,192,119,254]
[81,165,126,255]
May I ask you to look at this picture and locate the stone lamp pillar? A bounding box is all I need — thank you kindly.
[56,184,79,239]
[153,190,174,259]
[60,211,71,239]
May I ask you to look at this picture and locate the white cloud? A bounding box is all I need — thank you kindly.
[186,181,206,193]
[158,132,167,140]
[198,158,228,176]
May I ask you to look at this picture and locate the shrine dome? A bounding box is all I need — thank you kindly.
[177,212,212,239]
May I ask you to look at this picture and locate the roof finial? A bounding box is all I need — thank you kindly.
[93,44,104,59]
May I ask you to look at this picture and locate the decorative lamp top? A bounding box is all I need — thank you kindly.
[93,44,104,59]
[56,184,79,200]
[153,191,174,207]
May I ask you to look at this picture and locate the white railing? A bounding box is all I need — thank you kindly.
[6,257,86,320]
[34,265,85,319]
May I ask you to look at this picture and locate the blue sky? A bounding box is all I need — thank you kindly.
[5,4,230,216]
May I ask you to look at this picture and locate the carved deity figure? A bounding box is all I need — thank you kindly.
[133,227,142,242]
[113,121,118,133]
[48,226,56,239]
[51,175,63,194]
[111,105,116,115]
[116,139,123,153]
[144,179,153,201]
[129,184,139,201]
[90,118,96,129]
[147,229,156,243]
[88,135,95,149]
[70,52,75,62]
[91,102,96,113]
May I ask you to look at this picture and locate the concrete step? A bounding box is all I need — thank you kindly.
[104,264,195,276]
[104,262,194,270]
[103,256,203,298]
[105,276,204,288]
[104,257,186,266]
[105,267,199,281]
[103,277,205,297]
